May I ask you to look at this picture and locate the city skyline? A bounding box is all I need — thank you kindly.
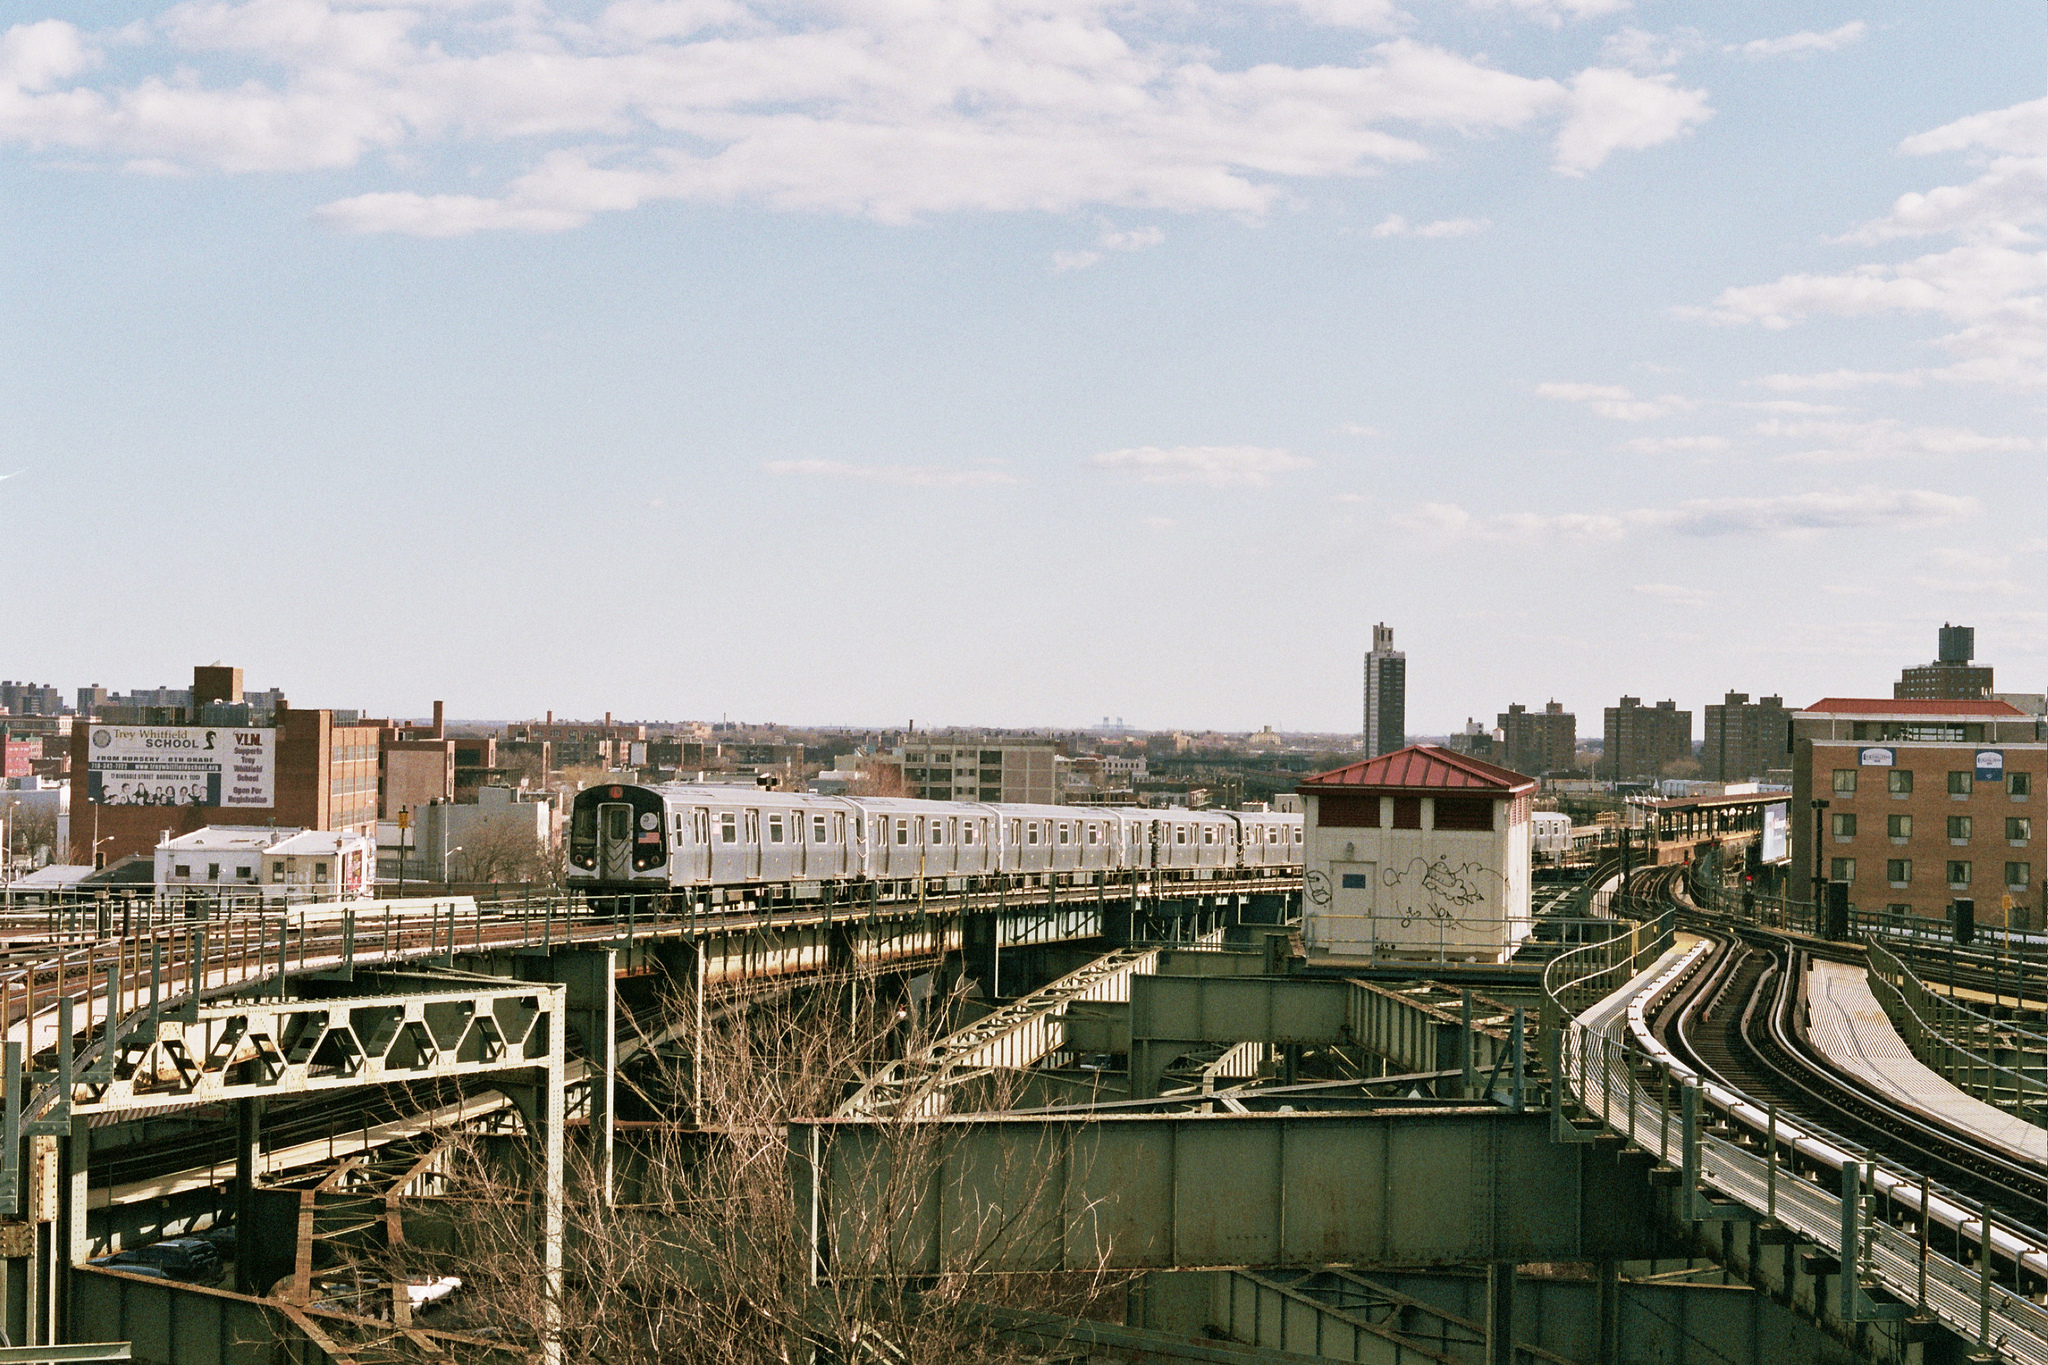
[1,1,2041,731]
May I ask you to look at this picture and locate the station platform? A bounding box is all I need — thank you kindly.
[1803,960,2046,1168]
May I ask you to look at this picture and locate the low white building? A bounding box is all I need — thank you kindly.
[264,829,376,900]
[380,786,556,884]
[156,827,304,899]
[155,826,373,901]
[1297,745,1538,964]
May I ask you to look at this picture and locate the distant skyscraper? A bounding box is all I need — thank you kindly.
[1362,623,1406,758]
[1895,623,1994,700]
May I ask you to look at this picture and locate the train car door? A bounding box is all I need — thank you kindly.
[1324,861,1377,956]
[599,802,634,882]
[745,809,762,879]
[686,808,711,882]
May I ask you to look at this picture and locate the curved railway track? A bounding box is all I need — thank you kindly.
[1643,919,2047,1246]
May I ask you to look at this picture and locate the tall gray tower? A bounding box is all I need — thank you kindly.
[1362,623,1406,758]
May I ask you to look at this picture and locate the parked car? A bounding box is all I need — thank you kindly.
[91,1236,224,1286]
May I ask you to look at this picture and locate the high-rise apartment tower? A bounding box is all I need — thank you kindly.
[1362,624,1406,758]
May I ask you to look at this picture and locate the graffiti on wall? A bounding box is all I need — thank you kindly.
[1380,854,1501,930]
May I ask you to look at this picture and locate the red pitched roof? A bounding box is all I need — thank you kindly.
[1800,698,2024,717]
[1298,744,1537,794]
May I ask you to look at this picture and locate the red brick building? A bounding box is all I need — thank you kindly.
[68,665,379,867]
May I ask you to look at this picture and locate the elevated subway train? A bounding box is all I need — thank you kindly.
[565,782,1302,898]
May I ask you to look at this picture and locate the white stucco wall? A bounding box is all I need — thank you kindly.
[1302,793,1532,963]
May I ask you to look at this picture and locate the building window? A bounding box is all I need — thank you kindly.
[1946,860,1971,888]
[235,866,253,880]
[174,863,190,878]
[272,862,285,882]
[1392,796,1423,830]
[207,862,220,881]
[314,862,329,881]
[1948,771,1973,796]
[1831,813,1856,838]
[720,813,737,843]
[1886,859,1911,886]
[2007,862,2030,888]
[1434,797,1495,831]
[1888,770,1912,795]
[1830,858,1855,882]
[2008,817,2031,843]
[1887,814,1911,840]
[2012,772,2033,797]
[1319,795,1380,828]
[1948,815,1972,842]
[1833,770,1857,795]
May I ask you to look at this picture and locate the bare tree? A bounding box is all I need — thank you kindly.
[2,800,58,866]
[380,974,1127,1364]
[846,763,909,799]
[450,816,552,884]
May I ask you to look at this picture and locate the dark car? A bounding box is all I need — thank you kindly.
[92,1236,224,1286]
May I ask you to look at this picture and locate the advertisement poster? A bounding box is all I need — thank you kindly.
[1761,802,1789,863]
[1857,746,1896,766]
[88,727,274,807]
[1976,750,2004,784]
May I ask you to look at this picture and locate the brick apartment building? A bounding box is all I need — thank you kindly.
[1602,697,1693,782]
[505,715,646,769]
[1498,701,1575,776]
[895,739,1058,804]
[1789,698,2044,929]
[68,665,380,867]
[1702,692,1790,783]
[1894,623,1994,700]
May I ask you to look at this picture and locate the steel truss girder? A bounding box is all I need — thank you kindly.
[66,982,561,1118]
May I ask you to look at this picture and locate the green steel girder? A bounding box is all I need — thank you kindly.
[790,1108,1660,1279]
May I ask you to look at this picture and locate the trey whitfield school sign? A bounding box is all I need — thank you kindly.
[87,726,274,808]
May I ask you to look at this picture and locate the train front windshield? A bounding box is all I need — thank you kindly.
[570,785,666,880]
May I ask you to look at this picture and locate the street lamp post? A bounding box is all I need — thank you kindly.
[442,845,463,886]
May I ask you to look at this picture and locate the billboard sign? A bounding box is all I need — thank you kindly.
[1760,802,1789,864]
[88,727,274,807]
[1975,750,2003,784]
[1857,746,1895,766]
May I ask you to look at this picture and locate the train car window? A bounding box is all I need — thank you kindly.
[1027,822,1040,845]
[694,810,710,844]
[1203,826,1216,844]
[1086,824,1099,845]
[1175,826,1188,845]
[814,815,828,843]
[767,814,785,844]
[962,822,976,845]
[1292,827,1302,842]
[1266,826,1279,843]
[720,813,738,843]
[1058,823,1070,845]
[896,819,910,845]
[931,821,944,845]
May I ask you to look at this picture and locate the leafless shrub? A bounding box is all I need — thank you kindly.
[378,974,1127,1364]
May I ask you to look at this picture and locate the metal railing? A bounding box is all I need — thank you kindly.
[1864,940,2047,1122]
[1543,927,2048,1364]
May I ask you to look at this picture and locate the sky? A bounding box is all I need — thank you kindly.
[0,0,2041,734]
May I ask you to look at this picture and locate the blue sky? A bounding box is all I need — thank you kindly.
[1,0,2040,732]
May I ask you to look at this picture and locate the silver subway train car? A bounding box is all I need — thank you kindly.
[566,782,1301,897]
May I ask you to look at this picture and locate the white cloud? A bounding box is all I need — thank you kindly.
[1463,0,1633,29]
[1552,68,1711,177]
[1090,445,1312,487]
[763,459,1021,488]
[1685,96,2046,391]
[1619,435,1727,454]
[1601,26,1707,72]
[1053,222,1163,272]
[1634,583,1712,607]
[1733,22,1867,59]
[1536,381,1694,420]
[1370,213,1489,237]
[1757,417,2042,464]
[0,11,1712,234]
[1398,486,1978,541]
